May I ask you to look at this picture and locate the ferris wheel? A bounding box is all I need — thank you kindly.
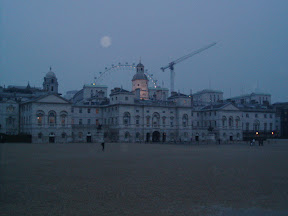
[93,62,159,89]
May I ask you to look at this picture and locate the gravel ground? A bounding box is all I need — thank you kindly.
[0,141,288,216]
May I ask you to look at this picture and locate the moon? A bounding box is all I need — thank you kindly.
[100,36,112,48]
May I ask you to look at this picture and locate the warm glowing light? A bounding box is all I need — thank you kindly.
[256,131,259,135]
[272,131,274,135]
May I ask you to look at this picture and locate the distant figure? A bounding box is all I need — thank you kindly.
[218,139,221,145]
[101,142,105,151]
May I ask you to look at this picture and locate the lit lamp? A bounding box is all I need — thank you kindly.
[256,131,259,135]
[271,131,274,135]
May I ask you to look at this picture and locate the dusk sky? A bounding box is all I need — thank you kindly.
[1,0,288,102]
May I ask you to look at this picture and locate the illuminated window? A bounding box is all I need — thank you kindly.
[48,111,56,127]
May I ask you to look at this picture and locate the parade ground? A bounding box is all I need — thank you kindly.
[1,141,288,216]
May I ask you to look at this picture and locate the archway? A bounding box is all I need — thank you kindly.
[86,132,92,143]
[152,131,160,142]
[49,132,55,143]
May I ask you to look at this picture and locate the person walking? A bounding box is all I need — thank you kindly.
[101,142,105,151]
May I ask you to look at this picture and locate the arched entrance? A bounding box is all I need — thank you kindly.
[86,132,92,143]
[49,132,55,143]
[152,131,160,142]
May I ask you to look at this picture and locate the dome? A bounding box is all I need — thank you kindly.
[136,62,144,68]
[45,71,56,78]
[132,73,148,81]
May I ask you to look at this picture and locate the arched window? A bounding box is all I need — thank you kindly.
[146,116,150,127]
[48,111,56,127]
[254,120,260,131]
[162,116,166,126]
[136,132,140,139]
[152,112,160,127]
[229,116,233,128]
[182,114,188,127]
[123,112,131,126]
[235,116,240,128]
[222,116,227,128]
[36,110,44,126]
[60,111,68,127]
[62,132,66,138]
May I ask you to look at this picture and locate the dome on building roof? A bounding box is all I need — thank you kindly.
[45,67,56,78]
[137,62,144,68]
[132,73,148,81]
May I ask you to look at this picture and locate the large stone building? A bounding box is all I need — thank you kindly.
[0,63,280,143]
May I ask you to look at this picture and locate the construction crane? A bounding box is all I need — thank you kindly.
[161,42,217,94]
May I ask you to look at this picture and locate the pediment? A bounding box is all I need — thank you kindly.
[221,103,239,111]
[36,94,70,104]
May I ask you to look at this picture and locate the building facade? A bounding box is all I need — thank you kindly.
[0,64,280,143]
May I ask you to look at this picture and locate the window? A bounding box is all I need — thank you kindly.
[246,122,249,131]
[96,109,99,114]
[246,113,249,118]
[88,108,91,113]
[136,110,139,113]
[182,114,188,127]
[147,110,150,113]
[48,111,56,127]
[38,133,42,139]
[62,133,66,138]
[222,116,227,127]
[136,116,140,126]
[170,117,174,127]
[87,119,91,125]
[255,114,258,118]
[229,117,233,128]
[264,114,267,118]
[79,119,83,125]
[123,112,131,126]
[79,108,82,113]
[146,116,150,127]
[125,97,128,101]
[37,112,44,126]
[60,111,67,127]
[162,117,166,126]
[264,123,267,131]
[253,120,260,131]
[71,107,74,113]
[270,123,273,131]
[235,117,240,128]
[152,113,160,128]
[270,114,272,118]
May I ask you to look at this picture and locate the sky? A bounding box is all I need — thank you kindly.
[1,0,288,102]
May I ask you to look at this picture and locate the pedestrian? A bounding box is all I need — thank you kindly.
[218,139,221,145]
[101,142,105,151]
